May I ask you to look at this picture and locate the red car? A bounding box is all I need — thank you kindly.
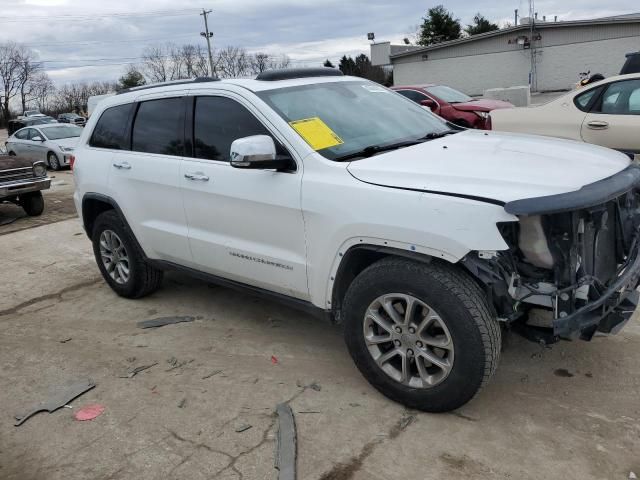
[392,84,513,129]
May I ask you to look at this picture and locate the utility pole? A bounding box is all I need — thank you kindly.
[514,9,518,26]
[200,9,215,77]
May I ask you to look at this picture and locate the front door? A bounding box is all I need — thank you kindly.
[582,78,640,157]
[180,94,308,300]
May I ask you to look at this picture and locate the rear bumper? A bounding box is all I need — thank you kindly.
[0,178,51,198]
[554,241,640,339]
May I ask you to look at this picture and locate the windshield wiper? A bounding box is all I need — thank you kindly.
[334,139,425,162]
[421,129,460,140]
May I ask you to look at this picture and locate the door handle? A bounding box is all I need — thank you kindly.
[113,161,131,170]
[184,172,209,181]
[587,120,609,129]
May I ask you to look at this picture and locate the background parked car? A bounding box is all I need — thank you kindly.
[57,112,86,126]
[621,51,640,75]
[7,116,58,136]
[392,84,513,129]
[19,110,46,119]
[490,73,640,159]
[5,124,82,170]
[0,154,49,216]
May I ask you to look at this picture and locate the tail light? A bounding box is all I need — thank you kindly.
[70,155,76,170]
[486,114,493,130]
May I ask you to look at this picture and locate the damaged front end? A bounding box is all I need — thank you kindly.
[464,165,640,343]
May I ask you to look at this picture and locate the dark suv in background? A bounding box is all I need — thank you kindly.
[621,51,640,75]
[58,113,86,126]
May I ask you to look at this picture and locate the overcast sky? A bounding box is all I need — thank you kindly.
[0,0,636,85]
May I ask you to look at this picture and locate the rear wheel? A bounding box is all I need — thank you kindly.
[92,210,163,298]
[47,152,60,170]
[8,151,16,156]
[342,257,501,412]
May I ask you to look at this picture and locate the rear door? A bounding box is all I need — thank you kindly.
[9,129,30,155]
[108,93,192,264]
[581,78,640,157]
[179,93,308,299]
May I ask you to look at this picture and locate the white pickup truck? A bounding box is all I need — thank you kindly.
[72,69,640,412]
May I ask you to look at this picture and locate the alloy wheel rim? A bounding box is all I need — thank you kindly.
[99,230,130,285]
[363,293,454,388]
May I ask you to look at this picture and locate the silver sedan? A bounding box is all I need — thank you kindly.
[6,123,83,170]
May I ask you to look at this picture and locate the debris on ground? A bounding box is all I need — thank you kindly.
[234,423,252,433]
[120,362,158,378]
[630,472,637,480]
[59,337,72,343]
[554,368,574,378]
[165,357,193,372]
[271,355,279,365]
[296,380,321,391]
[14,379,96,426]
[136,316,196,329]
[201,369,223,380]
[178,398,187,409]
[275,402,297,480]
[75,404,105,421]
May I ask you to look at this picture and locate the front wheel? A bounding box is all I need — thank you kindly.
[342,257,501,412]
[47,152,60,170]
[21,191,44,216]
[91,210,163,298]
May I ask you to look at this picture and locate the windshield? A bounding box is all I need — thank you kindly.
[42,125,83,140]
[257,81,449,161]
[425,85,473,103]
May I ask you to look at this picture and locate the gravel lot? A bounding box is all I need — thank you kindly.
[0,131,639,480]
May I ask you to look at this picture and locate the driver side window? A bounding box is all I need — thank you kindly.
[14,129,29,140]
[193,96,275,162]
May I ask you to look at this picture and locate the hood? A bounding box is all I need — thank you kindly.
[452,99,514,112]
[346,130,631,204]
[0,155,37,169]
[53,137,80,149]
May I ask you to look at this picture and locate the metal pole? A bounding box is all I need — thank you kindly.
[200,9,215,77]
[514,9,518,26]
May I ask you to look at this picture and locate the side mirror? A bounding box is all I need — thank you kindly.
[32,136,44,142]
[230,135,294,170]
[420,99,437,111]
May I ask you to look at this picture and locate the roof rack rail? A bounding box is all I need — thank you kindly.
[116,76,219,95]
[255,67,344,81]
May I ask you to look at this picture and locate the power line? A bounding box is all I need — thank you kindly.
[0,8,201,23]
[20,33,196,48]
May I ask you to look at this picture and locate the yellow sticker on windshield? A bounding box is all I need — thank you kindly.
[288,117,344,151]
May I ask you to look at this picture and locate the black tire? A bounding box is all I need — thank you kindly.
[8,151,16,156]
[91,210,163,298]
[47,152,60,170]
[342,257,501,412]
[21,191,44,216]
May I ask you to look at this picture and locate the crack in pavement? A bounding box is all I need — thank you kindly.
[0,277,101,317]
[317,412,416,480]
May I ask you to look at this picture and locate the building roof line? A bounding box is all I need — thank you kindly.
[390,15,640,58]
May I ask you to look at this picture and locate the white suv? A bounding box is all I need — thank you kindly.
[73,68,640,412]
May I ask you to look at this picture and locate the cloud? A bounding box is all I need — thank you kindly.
[0,0,636,84]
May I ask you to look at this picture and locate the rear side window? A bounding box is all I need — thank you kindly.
[89,104,133,149]
[14,129,29,140]
[132,97,184,156]
[574,87,601,112]
[193,96,271,161]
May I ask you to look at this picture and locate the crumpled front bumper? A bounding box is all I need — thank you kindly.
[554,240,640,340]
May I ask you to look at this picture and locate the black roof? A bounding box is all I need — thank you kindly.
[255,67,343,81]
[116,76,219,95]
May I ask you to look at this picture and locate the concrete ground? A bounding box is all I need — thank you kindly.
[0,171,639,480]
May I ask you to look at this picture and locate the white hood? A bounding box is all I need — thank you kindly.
[346,130,630,203]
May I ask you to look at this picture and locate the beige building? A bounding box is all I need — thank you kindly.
[372,14,640,94]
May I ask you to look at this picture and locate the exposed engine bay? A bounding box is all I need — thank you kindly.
[464,165,640,343]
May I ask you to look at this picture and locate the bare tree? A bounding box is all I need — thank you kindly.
[30,73,55,111]
[217,46,251,78]
[0,42,23,123]
[15,46,45,112]
[249,52,291,74]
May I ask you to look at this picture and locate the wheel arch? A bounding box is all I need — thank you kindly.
[329,242,446,323]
